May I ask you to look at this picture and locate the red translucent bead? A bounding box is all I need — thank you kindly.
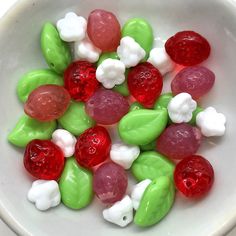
[156,123,202,159]
[87,9,121,52]
[75,126,111,169]
[93,162,128,204]
[128,62,163,108]
[24,85,70,122]
[85,89,129,125]
[24,139,65,180]
[174,155,214,198]
[165,31,211,66]
[171,66,215,100]
[64,61,99,102]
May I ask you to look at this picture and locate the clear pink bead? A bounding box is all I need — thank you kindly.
[171,66,215,100]
[93,162,128,204]
[156,123,202,160]
[85,89,129,125]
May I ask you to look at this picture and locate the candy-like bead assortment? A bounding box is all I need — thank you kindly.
[8,8,227,230]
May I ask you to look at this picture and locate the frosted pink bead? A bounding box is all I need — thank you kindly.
[93,162,128,204]
[156,123,202,160]
[87,9,121,52]
[85,89,129,125]
[171,66,215,100]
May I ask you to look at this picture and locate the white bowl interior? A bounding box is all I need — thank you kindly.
[0,0,236,235]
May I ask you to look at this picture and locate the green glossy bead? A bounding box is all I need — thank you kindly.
[58,101,95,136]
[131,151,175,181]
[17,69,63,102]
[189,106,203,125]
[41,23,71,74]
[59,158,93,210]
[97,52,119,66]
[129,102,144,112]
[134,176,175,227]
[154,93,173,110]
[118,108,168,145]
[8,115,56,147]
[122,18,154,59]
[113,79,130,97]
[139,140,156,151]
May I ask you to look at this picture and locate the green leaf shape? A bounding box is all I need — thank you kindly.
[8,114,56,147]
[17,69,64,102]
[118,108,168,145]
[139,140,156,151]
[189,106,203,125]
[58,101,95,136]
[134,176,175,227]
[154,93,173,110]
[130,102,144,112]
[113,79,129,97]
[131,151,175,181]
[122,18,154,60]
[59,158,93,210]
[41,23,72,74]
[97,52,119,66]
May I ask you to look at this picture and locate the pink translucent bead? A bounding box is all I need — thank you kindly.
[87,9,121,52]
[171,66,215,100]
[85,89,129,125]
[156,123,202,160]
[93,162,128,204]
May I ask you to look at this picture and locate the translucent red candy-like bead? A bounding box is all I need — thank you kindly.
[156,123,202,159]
[165,31,211,66]
[174,155,214,198]
[87,9,121,52]
[128,62,163,108]
[64,60,99,102]
[24,139,65,180]
[171,66,215,100]
[75,126,111,169]
[93,162,128,204]
[85,89,129,125]
[24,84,70,122]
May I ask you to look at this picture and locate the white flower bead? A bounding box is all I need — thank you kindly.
[110,141,140,169]
[96,58,125,89]
[168,92,197,123]
[27,180,61,211]
[196,107,226,137]
[74,38,101,63]
[131,179,151,210]
[147,48,175,75]
[56,12,87,42]
[52,129,77,158]
[117,36,146,68]
[103,195,133,227]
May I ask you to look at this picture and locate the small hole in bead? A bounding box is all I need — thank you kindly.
[50,63,55,68]
[123,216,127,221]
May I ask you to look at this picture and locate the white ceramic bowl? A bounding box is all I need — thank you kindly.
[0,0,236,235]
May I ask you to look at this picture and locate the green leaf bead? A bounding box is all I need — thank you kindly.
[41,23,71,74]
[129,102,144,112]
[113,79,129,97]
[189,106,203,125]
[59,158,93,210]
[8,114,56,147]
[154,93,173,110]
[131,151,175,181]
[17,69,63,102]
[58,101,95,136]
[134,176,175,227]
[122,18,154,60]
[118,108,168,145]
[139,140,156,151]
[97,52,119,66]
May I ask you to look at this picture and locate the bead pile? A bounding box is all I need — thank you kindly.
[8,9,226,228]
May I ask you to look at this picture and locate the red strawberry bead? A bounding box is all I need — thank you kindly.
[165,31,210,66]
[24,140,65,180]
[174,155,214,198]
[127,62,163,108]
[64,60,99,102]
[75,126,111,169]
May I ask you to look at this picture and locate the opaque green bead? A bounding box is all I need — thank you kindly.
[131,151,175,181]
[129,102,144,112]
[97,52,119,66]
[58,101,95,136]
[8,115,56,147]
[41,23,71,74]
[139,140,156,151]
[154,93,173,110]
[17,69,63,102]
[122,18,154,60]
[59,158,93,210]
[113,79,130,97]
[118,108,168,145]
[189,106,203,125]
[134,176,175,227]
